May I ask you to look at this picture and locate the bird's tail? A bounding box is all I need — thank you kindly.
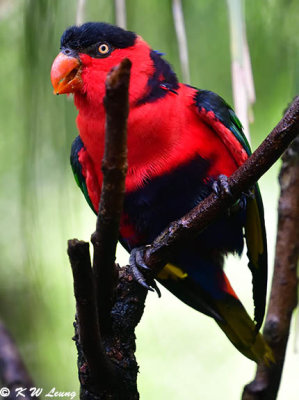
[212,274,273,364]
[158,263,274,364]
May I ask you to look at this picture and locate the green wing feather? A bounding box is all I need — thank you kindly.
[195,90,268,330]
[70,136,97,214]
[227,106,268,330]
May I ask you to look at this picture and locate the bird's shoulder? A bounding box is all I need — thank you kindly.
[182,86,251,165]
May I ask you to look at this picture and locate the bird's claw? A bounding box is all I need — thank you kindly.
[212,176,255,216]
[129,246,161,297]
[212,174,232,197]
[242,189,255,200]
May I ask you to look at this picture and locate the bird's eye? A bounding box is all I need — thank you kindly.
[98,43,110,55]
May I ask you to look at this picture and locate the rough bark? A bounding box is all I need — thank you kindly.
[68,240,116,394]
[242,136,299,400]
[91,58,130,334]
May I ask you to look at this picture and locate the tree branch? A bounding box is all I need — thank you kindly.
[67,59,142,399]
[242,136,299,400]
[143,96,299,274]
[0,320,36,399]
[67,240,116,393]
[92,59,131,333]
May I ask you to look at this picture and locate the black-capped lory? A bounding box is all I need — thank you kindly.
[51,22,273,363]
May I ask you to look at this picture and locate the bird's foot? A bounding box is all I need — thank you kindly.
[212,176,255,214]
[212,175,234,216]
[212,174,232,197]
[129,246,161,297]
[242,188,255,200]
[236,189,255,211]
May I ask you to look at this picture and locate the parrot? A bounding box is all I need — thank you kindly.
[50,22,273,364]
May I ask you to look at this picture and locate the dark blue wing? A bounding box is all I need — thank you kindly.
[194,89,268,330]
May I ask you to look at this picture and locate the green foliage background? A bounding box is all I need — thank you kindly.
[0,0,297,398]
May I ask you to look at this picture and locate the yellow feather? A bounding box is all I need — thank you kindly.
[245,197,264,267]
[215,297,274,365]
[157,263,188,280]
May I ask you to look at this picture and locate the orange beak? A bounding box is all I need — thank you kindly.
[50,52,82,95]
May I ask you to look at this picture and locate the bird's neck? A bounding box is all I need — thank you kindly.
[135,50,179,105]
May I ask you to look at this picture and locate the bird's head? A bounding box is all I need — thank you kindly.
[51,22,153,105]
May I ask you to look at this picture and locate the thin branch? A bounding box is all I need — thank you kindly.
[143,96,299,273]
[68,243,145,398]
[76,0,86,26]
[0,320,35,399]
[227,0,255,140]
[242,136,299,400]
[172,0,190,84]
[67,240,116,392]
[91,58,131,333]
[114,0,127,29]
[68,59,134,398]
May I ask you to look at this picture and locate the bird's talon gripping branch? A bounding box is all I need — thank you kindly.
[129,247,150,271]
[241,189,255,200]
[212,174,232,197]
[129,247,161,297]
